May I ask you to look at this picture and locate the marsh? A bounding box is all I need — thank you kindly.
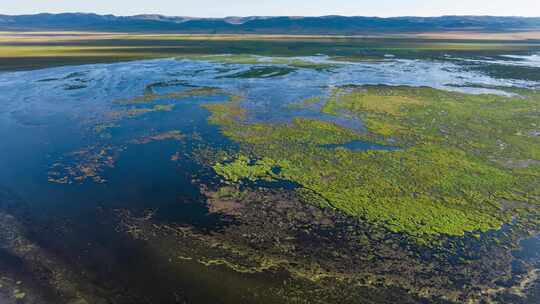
[0,34,539,303]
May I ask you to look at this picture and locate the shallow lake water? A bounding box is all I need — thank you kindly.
[0,53,539,303]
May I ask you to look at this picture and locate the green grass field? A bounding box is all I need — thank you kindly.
[1,32,540,71]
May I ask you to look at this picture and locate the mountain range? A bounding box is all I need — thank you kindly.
[1,13,540,34]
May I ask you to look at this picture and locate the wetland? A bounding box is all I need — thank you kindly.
[0,34,539,303]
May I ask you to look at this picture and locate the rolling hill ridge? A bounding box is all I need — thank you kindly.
[1,13,540,34]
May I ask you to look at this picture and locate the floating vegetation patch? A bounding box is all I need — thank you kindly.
[125,104,175,116]
[48,130,185,184]
[129,130,185,145]
[213,155,289,183]
[202,96,247,127]
[105,103,177,121]
[48,145,124,184]
[116,86,224,105]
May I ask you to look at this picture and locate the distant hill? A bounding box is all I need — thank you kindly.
[1,13,540,34]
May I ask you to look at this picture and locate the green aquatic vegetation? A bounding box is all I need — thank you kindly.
[116,184,536,303]
[243,118,359,145]
[203,96,247,127]
[117,86,223,104]
[300,96,323,104]
[294,187,334,209]
[126,104,174,116]
[206,86,540,239]
[287,96,324,109]
[323,88,426,117]
[209,115,360,146]
[213,155,289,183]
[130,130,185,144]
[326,86,540,162]
[14,290,26,300]
[216,143,511,238]
[49,130,185,185]
[48,145,123,184]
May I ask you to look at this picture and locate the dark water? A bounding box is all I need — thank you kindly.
[0,88,289,302]
[515,234,540,263]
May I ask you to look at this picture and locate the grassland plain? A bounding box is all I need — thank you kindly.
[206,85,540,241]
[1,32,540,71]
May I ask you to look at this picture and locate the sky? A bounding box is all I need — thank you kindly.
[2,0,540,17]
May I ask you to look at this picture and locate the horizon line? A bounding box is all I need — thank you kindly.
[2,12,539,19]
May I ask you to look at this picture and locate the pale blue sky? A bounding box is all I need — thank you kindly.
[2,0,539,17]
